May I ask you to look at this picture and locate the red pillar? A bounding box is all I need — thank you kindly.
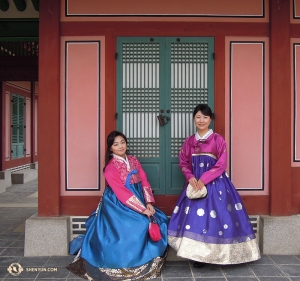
[38,0,61,216]
[269,0,292,215]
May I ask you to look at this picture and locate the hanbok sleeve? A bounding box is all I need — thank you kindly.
[104,164,146,213]
[200,135,227,185]
[179,137,195,182]
[137,161,155,204]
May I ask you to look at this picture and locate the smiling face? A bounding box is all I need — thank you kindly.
[194,110,212,136]
[110,135,127,159]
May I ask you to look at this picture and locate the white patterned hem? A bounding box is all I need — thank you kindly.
[168,235,260,265]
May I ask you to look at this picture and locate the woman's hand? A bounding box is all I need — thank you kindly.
[188,177,205,190]
[197,179,205,190]
[146,203,155,216]
[188,177,198,189]
[142,208,152,217]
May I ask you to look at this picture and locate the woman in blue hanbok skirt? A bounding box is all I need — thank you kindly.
[168,104,260,266]
[66,131,169,280]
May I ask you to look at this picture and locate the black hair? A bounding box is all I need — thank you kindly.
[103,130,128,172]
[193,104,215,119]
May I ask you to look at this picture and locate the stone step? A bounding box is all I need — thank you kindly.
[11,168,38,184]
[0,170,12,194]
[166,246,185,261]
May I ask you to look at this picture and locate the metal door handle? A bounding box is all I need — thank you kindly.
[157,114,170,126]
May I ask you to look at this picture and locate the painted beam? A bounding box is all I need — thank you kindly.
[0,21,38,37]
[0,0,9,12]
[12,0,26,12]
[31,0,39,11]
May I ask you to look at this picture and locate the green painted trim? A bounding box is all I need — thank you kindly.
[0,21,38,37]
[0,18,38,21]
[12,0,26,12]
[0,0,9,12]
[0,37,38,41]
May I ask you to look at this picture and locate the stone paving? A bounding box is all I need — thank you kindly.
[0,179,300,280]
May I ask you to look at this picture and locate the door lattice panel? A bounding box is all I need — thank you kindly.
[171,42,209,63]
[122,89,159,112]
[127,138,159,158]
[122,43,160,63]
[171,89,208,111]
[121,42,160,158]
[170,42,210,157]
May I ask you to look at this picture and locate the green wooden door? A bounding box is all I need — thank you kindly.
[11,94,25,159]
[116,37,214,195]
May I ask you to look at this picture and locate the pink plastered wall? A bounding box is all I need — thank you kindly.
[225,37,269,195]
[60,36,106,196]
[291,0,300,23]
[291,39,300,166]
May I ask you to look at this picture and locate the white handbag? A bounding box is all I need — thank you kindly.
[186,183,207,199]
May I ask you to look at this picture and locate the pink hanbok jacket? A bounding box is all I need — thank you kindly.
[104,155,155,213]
[179,132,228,185]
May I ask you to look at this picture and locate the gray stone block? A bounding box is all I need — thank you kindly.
[167,247,186,261]
[24,213,70,256]
[259,215,300,255]
[30,162,38,169]
[11,168,38,184]
[0,170,12,193]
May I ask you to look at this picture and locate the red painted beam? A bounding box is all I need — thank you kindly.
[61,21,269,38]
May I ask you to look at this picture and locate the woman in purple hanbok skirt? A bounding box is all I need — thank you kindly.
[168,104,260,266]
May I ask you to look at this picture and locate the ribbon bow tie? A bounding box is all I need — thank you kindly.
[193,138,207,148]
[198,139,207,144]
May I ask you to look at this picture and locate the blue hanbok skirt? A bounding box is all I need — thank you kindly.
[168,154,260,264]
[66,178,169,280]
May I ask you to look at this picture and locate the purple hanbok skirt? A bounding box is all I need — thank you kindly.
[168,154,260,264]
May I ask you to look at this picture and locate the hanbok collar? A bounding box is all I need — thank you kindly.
[195,129,213,141]
[112,154,130,170]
